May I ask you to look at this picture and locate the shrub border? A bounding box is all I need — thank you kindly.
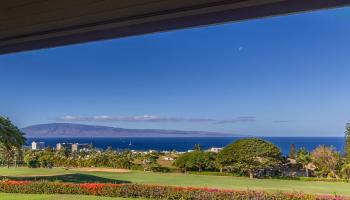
[0,180,348,200]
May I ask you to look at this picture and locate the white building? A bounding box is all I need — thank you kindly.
[163,156,175,161]
[208,147,223,153]
[72,143,91,152]
[31,141,45,150]
[56,143,72,151]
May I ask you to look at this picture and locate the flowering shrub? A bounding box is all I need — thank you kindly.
[267,176,350,183]
[0,180,348,200]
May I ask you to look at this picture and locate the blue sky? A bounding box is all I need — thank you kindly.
[1,7,350,137]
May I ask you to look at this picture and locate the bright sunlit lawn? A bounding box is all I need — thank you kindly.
[1,167,350,196]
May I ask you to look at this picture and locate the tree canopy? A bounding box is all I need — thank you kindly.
[174,149,216,172]
[345,123,350,161]
[296,148,312,177]
[0,116,26,167]
[311,146,341,179]
[217,138,282,178]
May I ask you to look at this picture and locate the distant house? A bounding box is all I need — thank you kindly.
[56,143,73,151]
[31,141,45,150]
[207,147,223,153]
[163,156,175,161]
[72,143,91,152]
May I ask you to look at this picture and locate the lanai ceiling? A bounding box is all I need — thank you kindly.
[1,0,349,54]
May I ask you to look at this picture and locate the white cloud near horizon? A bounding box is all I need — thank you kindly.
[56,115,256,124]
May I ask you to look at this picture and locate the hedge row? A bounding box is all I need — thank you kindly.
[188,172,350,183]
[267,176,350,183]
[0,180,348,200]
[188,171,241,177]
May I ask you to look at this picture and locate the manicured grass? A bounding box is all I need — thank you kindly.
[1,167,350,196]
[0,167,70,176]
[0,193,144,200]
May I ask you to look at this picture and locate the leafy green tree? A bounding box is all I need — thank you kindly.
[216,149,233,173]
[189,151,215,172]
[142,152,159,171]
[219,138,283,177]
[0,116,26,168]
[174,153,191,172]
[311,146,341,179]
[53,148,70,167]
[217,138,282,178]
[116,150,134,169]
[174,150,216,172]
[24,150,40,168]
[13,147,23,167]
[341,162,350,179]
[345,123,350,161]
[22,146,134,169]
[296,148,312,177]
[38,147,55,168]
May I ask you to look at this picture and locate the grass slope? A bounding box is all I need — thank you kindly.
[1,168,350,196]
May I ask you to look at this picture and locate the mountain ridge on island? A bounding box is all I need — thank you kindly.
[22,123,241,138]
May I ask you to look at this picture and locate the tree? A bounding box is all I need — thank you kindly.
[311,146,341,179]
[174,151,216,172]
[289,144,296,159]
[345,123,350,161]
[0,116,26,168]
[53,148,70,167]
[188,151,215,172]
[13,147,23,167]
[37,147,55,168]
[116,150,134,169]
[296,148,312,177]
[142,152,159,172]
[217,138,282,178]
[341,162,350,179]
[194,144,202,151]
[174,153,191,172]
[24,150,40,168]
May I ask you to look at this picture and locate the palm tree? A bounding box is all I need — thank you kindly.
[0,116,26,168]
[297,148,312,177]
[341,162,350,179]
[194,144,202,151]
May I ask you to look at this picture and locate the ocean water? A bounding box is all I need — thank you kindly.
[26,137,344,155]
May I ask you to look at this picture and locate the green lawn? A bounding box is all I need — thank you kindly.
[0,193,144,200]
[0,167,350,196]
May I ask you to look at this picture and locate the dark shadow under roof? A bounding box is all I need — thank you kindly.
[1,0,350,54]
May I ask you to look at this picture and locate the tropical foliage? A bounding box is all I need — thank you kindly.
[216,138,282,178]
[0,116,26,168]
[297,148,312,177]
[24,148,134,169]
[173,150,216,172]
[345,123,350,161]
[3,116,350,181]
[311,146,341,179]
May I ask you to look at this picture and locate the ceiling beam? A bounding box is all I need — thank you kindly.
[0,0,349,54]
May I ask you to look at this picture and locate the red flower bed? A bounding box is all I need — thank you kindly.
[5,180,31,185]
[0,180,348,200]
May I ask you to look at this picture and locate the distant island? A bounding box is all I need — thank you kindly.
[22,123,239,138]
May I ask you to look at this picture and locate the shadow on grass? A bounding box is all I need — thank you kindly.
[1,173,131,184]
